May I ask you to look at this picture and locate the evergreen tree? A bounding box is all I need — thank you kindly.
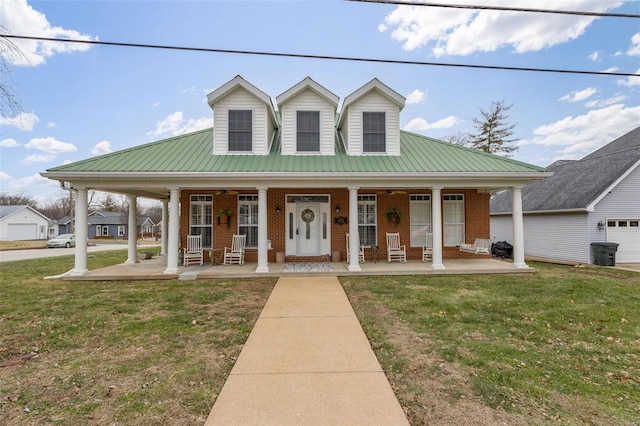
[469,100,518,157]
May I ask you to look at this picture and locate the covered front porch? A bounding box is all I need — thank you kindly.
[60,256,534,281]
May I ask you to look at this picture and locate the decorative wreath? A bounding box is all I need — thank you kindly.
[301,208,315,223]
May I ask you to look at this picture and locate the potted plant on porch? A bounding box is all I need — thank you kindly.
[216,208,232,225]
[385,206,402,224]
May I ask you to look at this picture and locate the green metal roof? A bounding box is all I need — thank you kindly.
[46,128,544,174]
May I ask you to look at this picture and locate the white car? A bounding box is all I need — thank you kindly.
[47,234,76,248]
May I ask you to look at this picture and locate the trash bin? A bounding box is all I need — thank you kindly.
[591,242,619,266]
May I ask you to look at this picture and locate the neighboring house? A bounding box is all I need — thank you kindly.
[42,75,549,275]
[48,220,59,238]
[57,216,74,235]
[491,126,640,264]
[140,217,157,239]
[88,211,128,239]
[0,205,50,241]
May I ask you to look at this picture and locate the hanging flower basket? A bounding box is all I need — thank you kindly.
[385,206,402,224]
[217,208,232,225]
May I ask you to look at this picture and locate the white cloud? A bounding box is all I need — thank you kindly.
[617,68,640,87]
[406,89,426,104]
[380,0,624,56]
[0,138,21,147]
[152,102,160,107]
[519,104,640,159]
[403,116,461,131]
[0,112,39,131]
[558,87,597,102]
[587,51,600,61]
[147,112,212,138]
[0,171,12,180]
[628,32,640,56]
[24,137,77,154]
[584,94,628,108]
[601,67,619,73]
[46,122,56,128]
[22,153,55,164]
[91,140,113,155]
[0,0,97,66]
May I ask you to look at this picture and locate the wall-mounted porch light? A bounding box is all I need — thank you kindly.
[275,205,281,214]
[597,221,605,230]
[335,205,340,213]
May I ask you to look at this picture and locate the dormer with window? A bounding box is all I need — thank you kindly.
[207,75,278,155]
[337,78,405,156]
[276,77,339,156]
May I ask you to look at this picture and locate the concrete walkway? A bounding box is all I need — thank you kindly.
[205,276,409,425]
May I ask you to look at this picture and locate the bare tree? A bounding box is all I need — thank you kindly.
[0,27,24,119]
[0,192,38,208]
[441,131,471,147]
[468,100,519,157]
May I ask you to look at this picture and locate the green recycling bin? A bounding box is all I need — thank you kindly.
[591,242,619,266]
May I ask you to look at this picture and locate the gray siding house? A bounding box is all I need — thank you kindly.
[491,126,640,264]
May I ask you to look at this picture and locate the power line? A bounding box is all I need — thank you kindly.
[3,34,639,78]
[346,0,640,19]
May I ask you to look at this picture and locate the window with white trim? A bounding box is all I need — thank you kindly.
[358,195,377,246]
[363,112,386,153]
[118,226,125,237]
[189,195,213,248]
[238,195,258,248]
[296,111,320,152]
[443,194,464,246]
[228,110,252,152]
[410,194,431,247]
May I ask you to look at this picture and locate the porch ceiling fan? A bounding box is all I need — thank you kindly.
[377,189,408,195]
[214,189,239,195]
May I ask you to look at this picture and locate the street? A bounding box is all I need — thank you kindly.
[0,243,138,262]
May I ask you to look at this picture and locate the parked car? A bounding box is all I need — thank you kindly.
[47,234,76,248]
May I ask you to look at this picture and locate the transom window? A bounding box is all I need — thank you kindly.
[189,195,213,248]
[363,112,386,153]
[238,195,258,248]
[410,194,431,247]
[296,111,320,152]
[358,195,377,246]
[228,110,252,152]
[443,194,464,247]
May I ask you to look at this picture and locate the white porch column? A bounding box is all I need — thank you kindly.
[256,187,269,273]
[125,195,138,264]
[70,187,88,276]
[164,188,180,274]
[512,187,528,268]
[160,200,168,256]
[348,187,361,272]
[431,187,445,270]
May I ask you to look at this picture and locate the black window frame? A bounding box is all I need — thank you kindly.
[296,110,320,152]
[363,111,386,153]
[228,110,253,152]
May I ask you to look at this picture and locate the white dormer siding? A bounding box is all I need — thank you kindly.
[208,76,277,156]
[212,88,273,155]
[338,78,405,156]
[279,89,336,155]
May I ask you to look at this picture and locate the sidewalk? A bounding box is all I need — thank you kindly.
[205,276,409,425]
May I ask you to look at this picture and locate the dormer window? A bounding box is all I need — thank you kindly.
[363,112,386,153]
[228,110,252,152]
[296,111,320,152]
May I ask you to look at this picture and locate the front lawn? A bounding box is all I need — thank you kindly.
[0,252,276,425]
[342,263,640,425]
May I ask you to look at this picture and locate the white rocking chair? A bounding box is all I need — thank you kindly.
[183,235,203,266]
[346,233,365,263]
[386,232,406,263]
[223,234,246,265]
[422,233,433,262]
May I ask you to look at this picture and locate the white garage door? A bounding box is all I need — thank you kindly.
[7,223,38,240]
[607,219,640,263]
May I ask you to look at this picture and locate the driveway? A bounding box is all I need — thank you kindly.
[0,243,149,263]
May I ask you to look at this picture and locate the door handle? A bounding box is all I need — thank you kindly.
[296,228,299,235]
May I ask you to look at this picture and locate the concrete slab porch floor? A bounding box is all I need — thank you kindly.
[204,276,409,425]
[61,257,535,281]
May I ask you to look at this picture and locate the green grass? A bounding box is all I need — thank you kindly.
[0,251,276,425]
[342,264,640,424]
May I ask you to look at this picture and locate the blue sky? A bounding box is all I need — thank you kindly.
[1,0,639,206]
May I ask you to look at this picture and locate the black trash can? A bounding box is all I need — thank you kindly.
[591,242,619,266]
